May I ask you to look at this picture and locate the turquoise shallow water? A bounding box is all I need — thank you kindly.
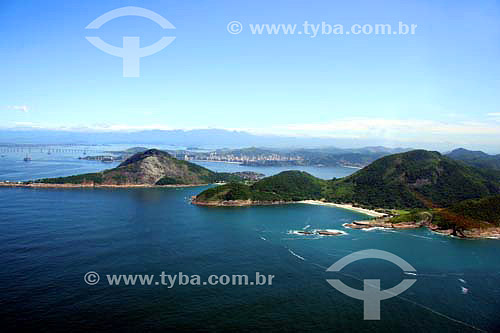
[0,186,499,332]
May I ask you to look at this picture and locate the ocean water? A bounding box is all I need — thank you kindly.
[0,146,120,182]
[1,149,500,331]
[194,160,357,179]
[0,186,499,331]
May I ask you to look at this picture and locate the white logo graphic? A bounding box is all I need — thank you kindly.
[84,271,100,285]
[85,6,176,77]
[227,21,243,34]
[326,249,416,320]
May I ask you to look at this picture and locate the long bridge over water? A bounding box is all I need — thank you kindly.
[0,145,103,155]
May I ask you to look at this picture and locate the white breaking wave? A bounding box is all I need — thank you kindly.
[361,226,392,231]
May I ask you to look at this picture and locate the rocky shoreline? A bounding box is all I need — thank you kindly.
[344,219,422,230]
[428,224,500,239]
[345,217,500,239]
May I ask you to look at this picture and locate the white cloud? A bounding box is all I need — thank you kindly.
[7,105,30,112]
[82,124,173,131]
[2,118,500,148]
[241,118,500,138]
[487,112,500,116]
[2,123,173,132]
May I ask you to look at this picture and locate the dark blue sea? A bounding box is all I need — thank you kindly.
[0,149,499,331]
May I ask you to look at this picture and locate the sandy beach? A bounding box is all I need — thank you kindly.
[298,200,387,217]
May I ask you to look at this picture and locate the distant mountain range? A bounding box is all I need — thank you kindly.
[446,148,500,171]
[2,127,498,156]
[0,129,261,146]
[0,128,420,150]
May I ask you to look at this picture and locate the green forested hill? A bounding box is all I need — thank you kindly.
[196,150,500,209]
[251,171,326,200]
[446,195,500,225]
[324,150,499,209]
[195,171,327,203]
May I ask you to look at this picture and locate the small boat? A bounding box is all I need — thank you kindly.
[23,155,31,162]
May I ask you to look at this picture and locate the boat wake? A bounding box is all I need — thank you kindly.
[288,249,305,261]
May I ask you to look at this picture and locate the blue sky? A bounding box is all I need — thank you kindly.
[1,0,500,150]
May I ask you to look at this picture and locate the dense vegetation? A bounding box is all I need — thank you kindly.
[441,195,500,226]
[447,148,500,171]
[196,150,500,211]
[37,172,105,184]
[251,171,326,201]
[325,150,499,209]
[196,171,326,202]
[388,195,500,232]
[390,209,430,223]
